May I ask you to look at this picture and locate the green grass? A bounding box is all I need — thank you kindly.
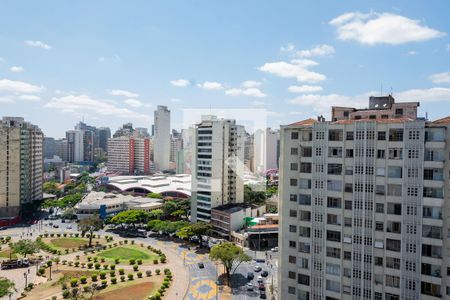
[97,246,158,261]
[49,237,88,249]
[0,249,17,259]
[0,277,14,297]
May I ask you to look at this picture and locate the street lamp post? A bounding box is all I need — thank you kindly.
[24,272,28,288]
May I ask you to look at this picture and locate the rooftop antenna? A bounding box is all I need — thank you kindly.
[390,87,393,96]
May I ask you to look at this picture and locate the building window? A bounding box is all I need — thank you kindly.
[288,286,296,294]
[299,194,311,205]
[298,274,310,286]
[289,225,297,233]
[377,131,386,140]
[386,257,401,269]
[346,131,354,140]
[288,271,296,279]
[345,200,352,209]
[289,210,297,218]
[288,256,296,264]
[289,240,296,248]
[290,147,298,155]
[386,275,400,288]
[290,163,298,171]
[395,108,403,116]
[386,238,401,252]
[291,132,299,140]
[289,194,297,202]
[326,230,341,242]
[290,178,298,187]
[377,149,385,158]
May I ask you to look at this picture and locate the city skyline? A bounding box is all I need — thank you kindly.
[0,1,449,138]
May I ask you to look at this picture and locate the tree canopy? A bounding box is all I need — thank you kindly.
[11,239,39,258]
[110,210,150,225]
[244,185,266,204]
[78,215,104,247]
[0,277,16,298]
[209,242,251,282]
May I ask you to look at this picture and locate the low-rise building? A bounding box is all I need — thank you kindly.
[74,191,163,219]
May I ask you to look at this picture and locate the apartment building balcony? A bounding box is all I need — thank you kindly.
[425,141,445,149]
[423,160,444,169]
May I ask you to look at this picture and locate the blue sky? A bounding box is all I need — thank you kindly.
[1,0,449,138]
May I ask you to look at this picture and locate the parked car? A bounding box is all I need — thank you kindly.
[198,262,205,269]
[246,283,254,291]
[271,247,278,252]
[66,225,72,229]
[258,283,266,291]
[257,276,263,283]
[261,270,269,277]
[247,272,254,280]
[254,265,262,272]
[260,291,267,299]
[53,224,59,228]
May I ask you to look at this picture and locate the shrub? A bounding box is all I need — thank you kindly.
[62,290,70,299]
[75,233,79,237]
[65,249,69,254]
[155,269,161,275]
[162,282,169,288]
[133,265,139,271]
[137,271,143,278]
[137,259,142,265]
[93,257,98,262]
[100,258,105,263]
[81,263,86,268]
[109,270,115,277]
[76,255,80,260]
[119,241,123,245]
[87,262,93,269]
[38,267,46,275]
[95,263,101,270]
[111,277,117,284]
[74,262,80,267]
[119,268,125,275]
[163,268,170,275]
[103,264,108,270]
[70,278,78,287]
[91,274,98,282]
[99,272,106,280]
[61,283,68,290]
[79,276,87,284]
[115,258,120,264]
[153,259,158,264]
[68,261,73,266]
[57,233,61,237]
[153,292,161,300]
[146,270,152,277]
[129,258,136,265]
[124,240,128,244]
[87,256,92,261]
[110,264,115,270]
[63,233,67,237]
[120,275,125,282]
[83,285,90,292]
[127,274,134,280]
[62,260,67,265]
[131,240,135,245]
[52,296,57,300]
[160,257,166,263]
[101,280,107,288]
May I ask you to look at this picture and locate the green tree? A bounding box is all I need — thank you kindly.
[11,239,39,258]
[244,185,266,204]
[62,208,76,220]
[170,209,186,219]
[43,181,60,195]
[148,209,164,220]
[110,210,150,227]
[175,222,212,244]
[209,242,251,283]
[146,192,163,199]
[78,215,104,247]
[175,225,194,240]
[0,277,16,298]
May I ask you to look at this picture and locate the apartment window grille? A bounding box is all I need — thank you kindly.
[386,238,401,252]
[377,131,386,140]
[377,149,385,158]
[288,256,296,264]
[328,130,343,141]
[346,131,354,140]
[301,146,312,157]
[290,163,298,171]
[346,149,354,157]
[386,275,400,288]
[288,271,296,279]
[345,200,352,209]
[291,132,299,140]
[290,178,298,187]
[298,274,310,286]
[299,194,311,205]
[290,147,298,155]
[289,210,297,218]
[389,129,403,141]
[289,194,297,202]
[386,257,401,269]
[289,240,296,248]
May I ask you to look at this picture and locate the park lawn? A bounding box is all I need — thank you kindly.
[48,237,89,249]
[97,245,159,262]
[53,269,97,286]
[93,277,162,300]
[0,249,17,259]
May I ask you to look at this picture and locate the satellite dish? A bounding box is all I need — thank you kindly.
[375,104,379,108]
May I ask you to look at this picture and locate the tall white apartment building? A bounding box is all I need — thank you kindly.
[191,116,245,222]
[253,128,280,173]
[0,117,43,218]
[107,136,150,175]
[279,96,449,300]
[153,105,171,171]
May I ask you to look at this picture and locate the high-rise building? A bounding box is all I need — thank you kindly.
[153,105,171,171]
[278,95,449,300]
[178,127,195,174]
[244,132,254,172]
[66,129,93,163]
[191,116,245,223]
[44,137,57,159]
[107,136,150,175]
[170,131,183,164]
[55,138,69,162]
[97,127,111,152]
[0,117,43,218]
[253,128,280,173]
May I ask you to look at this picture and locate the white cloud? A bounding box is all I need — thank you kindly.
[288,87,450,117]
[280,43,295,52]
[25,40,52,49]
[259,59,326,83]
[288,85,323,93]
[429,71,450,84]
[225,87,267,98]
[0,57,4,62]
[197,81,224,90]
[170,79,190,87]
[45,94,150,120]
[98,57,106,63]
[124,99,145,108]
[0,96,14,103]
[109,89,139,98]
[19,95,40,101]
[170,98,181,103]
[407,50,417,55]
[251,100,266,106]
[0,79,44,93]
[296,44,335,58]
[329,12,445,45]
[10,66,25,72]
[242,80,262,88]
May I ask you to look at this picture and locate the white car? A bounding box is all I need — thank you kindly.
[257,276,263,283]
[271,247,278,252]
[254,265,262,272]
[66,225,72,229]
[246,283,254,291]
